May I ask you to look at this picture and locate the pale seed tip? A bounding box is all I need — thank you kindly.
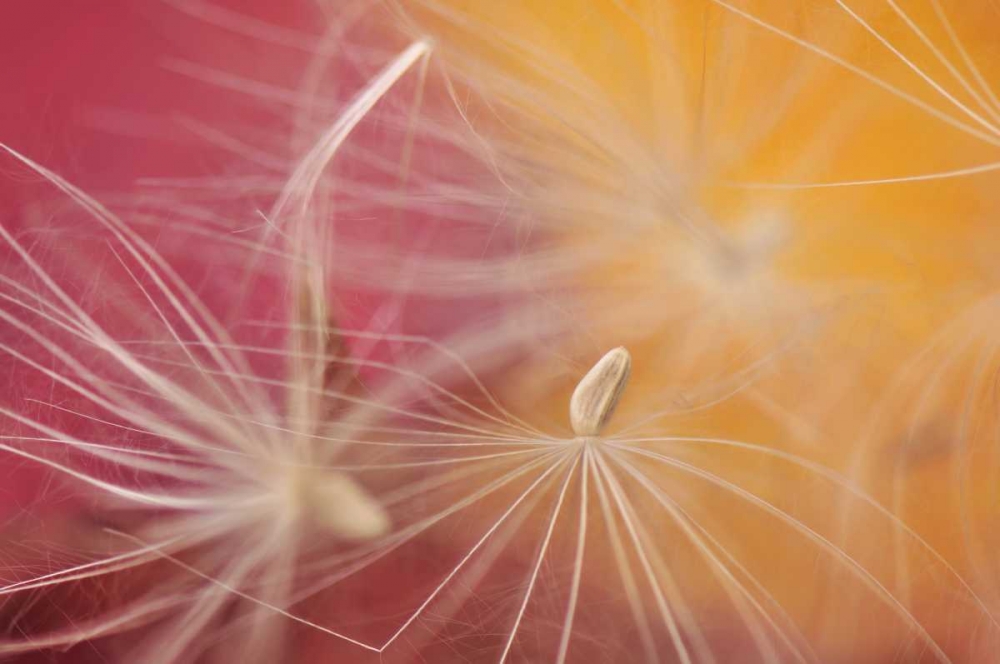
[569,346,632,438]
[306,472,391,541]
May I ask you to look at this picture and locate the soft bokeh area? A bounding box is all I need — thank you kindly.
[4,1,1000,662]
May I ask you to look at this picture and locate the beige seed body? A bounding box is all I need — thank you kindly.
[569,347,632,437]
[303,471,391,540]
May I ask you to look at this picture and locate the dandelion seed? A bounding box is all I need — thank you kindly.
[297,470,391,540]
[569,346,631,438]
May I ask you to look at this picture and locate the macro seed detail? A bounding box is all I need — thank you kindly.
[569,347,631,437]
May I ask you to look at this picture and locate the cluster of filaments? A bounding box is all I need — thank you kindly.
[8,0,1000,660]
